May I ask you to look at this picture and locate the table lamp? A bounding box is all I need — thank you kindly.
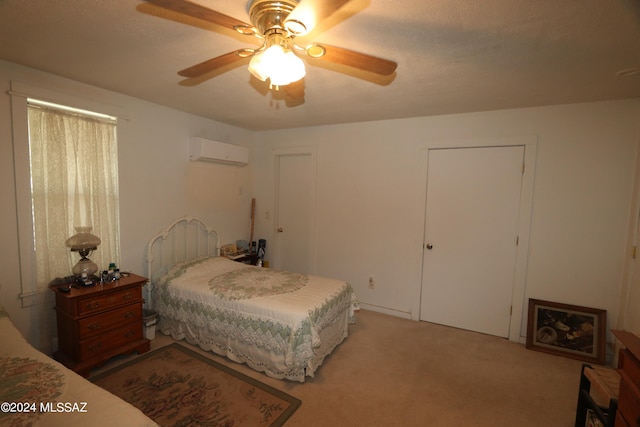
[65,226,101,277]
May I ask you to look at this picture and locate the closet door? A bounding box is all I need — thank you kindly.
[420,146,524,337]
[273,151,317,274]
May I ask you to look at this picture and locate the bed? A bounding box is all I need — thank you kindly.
[0,305,157,427]
[146,216,358,382]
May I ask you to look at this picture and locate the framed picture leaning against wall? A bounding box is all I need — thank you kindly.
[526,298,606,365]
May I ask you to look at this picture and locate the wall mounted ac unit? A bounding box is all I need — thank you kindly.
[189,137,249,166]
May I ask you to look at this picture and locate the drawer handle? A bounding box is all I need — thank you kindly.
[85,301,100,310]
[88,343,102,352]
[124,311,136,319]
[124,331,135,338]
[122,293,134,300]
[87,322,102,330]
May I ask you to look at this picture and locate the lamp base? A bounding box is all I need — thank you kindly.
[72,257,98,277]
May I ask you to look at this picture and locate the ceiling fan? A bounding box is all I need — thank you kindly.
[141,0,398,88]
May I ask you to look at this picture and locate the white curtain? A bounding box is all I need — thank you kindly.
[28,103,120,290]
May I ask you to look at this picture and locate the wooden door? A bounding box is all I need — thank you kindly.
[420,146,524,337]
[273,152,316,274]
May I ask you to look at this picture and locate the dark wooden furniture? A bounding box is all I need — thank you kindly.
[575,363,619,427]
[227,252,259,265]
[612,330,640,427]
[50,273,150,377]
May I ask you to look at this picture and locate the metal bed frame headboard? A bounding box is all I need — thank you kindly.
[145,215,220,308]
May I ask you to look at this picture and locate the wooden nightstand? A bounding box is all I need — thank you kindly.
[50,273,150,377]
[612,330,640,427]
[226,252,259,265]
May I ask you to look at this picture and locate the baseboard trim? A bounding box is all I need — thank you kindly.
[358,303,413,320]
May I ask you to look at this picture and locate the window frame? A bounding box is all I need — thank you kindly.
[10,81,126,307]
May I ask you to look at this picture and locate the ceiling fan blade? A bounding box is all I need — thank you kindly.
[305,44,397,76]
[178,50,250,78]
[284,0,351,35]
[143,0,251,32]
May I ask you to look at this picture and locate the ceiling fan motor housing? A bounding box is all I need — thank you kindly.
[249,0,302,35]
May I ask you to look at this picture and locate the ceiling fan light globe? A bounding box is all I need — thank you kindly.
[248,45,305,86]
[248,46,281,81]
[248,63,268,81]
[269,51,306,86]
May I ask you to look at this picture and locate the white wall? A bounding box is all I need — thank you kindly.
[251,100,640,349]
[2,58,639,356]
[0,60,254,352]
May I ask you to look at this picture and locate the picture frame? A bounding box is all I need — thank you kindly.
[526,299,606,365]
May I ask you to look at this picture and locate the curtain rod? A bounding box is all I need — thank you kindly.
[6,90,130,122]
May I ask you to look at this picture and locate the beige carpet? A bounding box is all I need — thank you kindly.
[91,309,586,426]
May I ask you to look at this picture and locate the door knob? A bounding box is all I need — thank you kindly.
[277,227,284,233]
[426,243,433,250]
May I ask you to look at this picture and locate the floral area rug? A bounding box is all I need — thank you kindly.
[90,343,301,427]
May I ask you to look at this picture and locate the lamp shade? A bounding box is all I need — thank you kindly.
[65,226,101,251]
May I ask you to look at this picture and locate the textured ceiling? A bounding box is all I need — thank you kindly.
[1,0,639,131]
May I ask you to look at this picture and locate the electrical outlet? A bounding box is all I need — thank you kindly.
[368,275,375,289]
